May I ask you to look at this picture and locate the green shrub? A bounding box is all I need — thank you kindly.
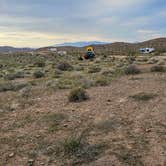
[88,66,101,73]
[151,65,165,72]
[34,59,45,67]
[4,74,16,80]
[68,87,89,102]
[63,135,107,164]
[130,92,157,101]
[4,71,25,80]
[33,70,45,78]
[0,82,28,92]
[95,76,109,86]
[43,113,66,132]
[14,71,25,78]
[125,65,141,75]
[63,137,82,155]
[57,62,73,71]
[53,69,63,78]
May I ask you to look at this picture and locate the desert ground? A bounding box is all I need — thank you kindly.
[0,52,166,166]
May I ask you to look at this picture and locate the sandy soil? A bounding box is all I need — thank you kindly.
[0,72,166,166]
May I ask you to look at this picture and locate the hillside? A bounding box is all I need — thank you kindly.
[0,46,34,53]
[55,41,108,47]
[38,37,166,55]
[0,49,166,165]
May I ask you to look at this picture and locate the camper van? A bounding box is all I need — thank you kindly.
[139,48,155,54]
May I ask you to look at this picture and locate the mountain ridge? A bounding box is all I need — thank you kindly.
[38,37,166,54]
[54,41,108,47]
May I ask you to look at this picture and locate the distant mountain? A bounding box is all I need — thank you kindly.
[38,37,166,55]
[0,46,34,53]
[54,41,108,47]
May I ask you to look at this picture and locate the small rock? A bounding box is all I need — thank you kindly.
[146,129,152,132]
[36,135,41,138]
[9,152,15,157]
[28,159,34,166]
[0,109,4,113]
[63,124,68,127]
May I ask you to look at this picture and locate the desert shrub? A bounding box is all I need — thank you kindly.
[62,130,107,164]
[100,69,114,77]
[81,78,94,89]
[63,137,82,155]
[96,119,123,133]
[95,76,109,86]
[43,113,66,132]
[57,62,73,71]
[33,70,45,78]
[148,58,159,64]
[151,65,165,72]
[14,71,25,78]
[125,65,141,75]
[88,66,101,73]
[68,87,89,102]
[19,86,32,98]
[75,65,84,71]
[34,59,45,67]
[130,92,157,101]
[0,64,3,68]
[4,74,16,80]
[53,69,63,78]
[4,71,25,80]
[126,51,136,64]
[0,82,28,92]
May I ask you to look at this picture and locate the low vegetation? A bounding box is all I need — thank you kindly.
[130,92,158,101]
[33,70,45,78]
[125,65,141,75]
[0,51,166,165]
[57,61,73,71]
[151,65,165,72]
[68,87,89,102]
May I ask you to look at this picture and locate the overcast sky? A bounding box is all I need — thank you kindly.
[0,0,165,47]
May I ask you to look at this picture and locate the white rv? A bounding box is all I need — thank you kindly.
[57,51,67,56]
[50,48,57,52]
[139,48,155,54]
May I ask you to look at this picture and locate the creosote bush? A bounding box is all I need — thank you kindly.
[88,66,101,73]
[33,70,45,78]
[95,76,109,86]
[125,65,141,75]
[34,59,45,67]
[130,92,157,101]
[68,87,89,102]
[151,65,165,72]
[57,62,73,71]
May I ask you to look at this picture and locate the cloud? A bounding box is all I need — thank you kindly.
[0,0,165,47]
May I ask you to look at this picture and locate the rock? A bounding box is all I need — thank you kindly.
[36,135,41,138]
[146,129,152,132]
[63,124,68,127]
[28,159,34,166]
[9,152,15,158]
[0,109,4,113]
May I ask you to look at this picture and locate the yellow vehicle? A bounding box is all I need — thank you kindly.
[80,46,95,60]
[86,47,94,52]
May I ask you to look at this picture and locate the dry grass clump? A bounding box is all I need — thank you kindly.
[151,65,165,72]
[125,65,141,75]
[68,87,89,102]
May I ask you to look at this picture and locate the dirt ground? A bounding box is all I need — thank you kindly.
[0,72,166,166]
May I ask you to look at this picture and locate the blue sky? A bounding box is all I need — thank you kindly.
[0,0,165,47]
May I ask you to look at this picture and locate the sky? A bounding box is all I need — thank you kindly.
[0,0,165,47]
